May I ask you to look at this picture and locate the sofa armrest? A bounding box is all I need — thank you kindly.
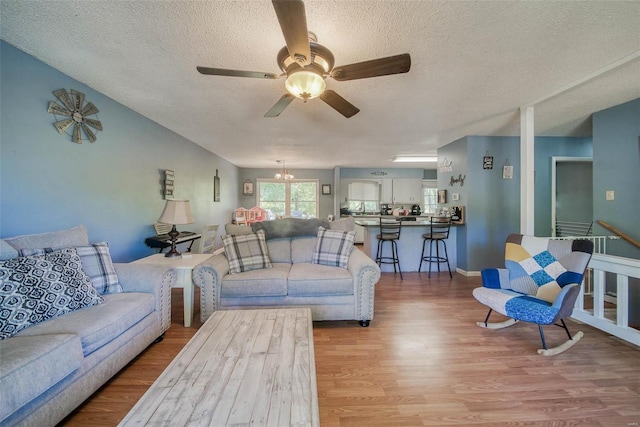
[481,268,510,289]
[347,249,381,322]
[192,254,230,322]
[113,263,175,332]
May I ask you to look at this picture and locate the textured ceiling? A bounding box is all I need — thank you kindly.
[2,1,639,169]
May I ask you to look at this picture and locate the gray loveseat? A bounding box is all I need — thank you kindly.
[193,218,381,326]
[0,225,175,427]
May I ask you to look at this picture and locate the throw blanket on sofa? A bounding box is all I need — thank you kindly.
[252,218,330,240]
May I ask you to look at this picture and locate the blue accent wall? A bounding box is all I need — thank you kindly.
[0,41,240,262]
[237,168,336,218]
[593,98,640,259]
[534,137,592,236]
[439,135,594,272]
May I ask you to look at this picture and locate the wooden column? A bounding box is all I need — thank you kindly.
[520,106,535,235]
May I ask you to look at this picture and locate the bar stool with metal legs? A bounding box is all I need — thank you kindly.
[376,219,403,279]
[419,216,452,278]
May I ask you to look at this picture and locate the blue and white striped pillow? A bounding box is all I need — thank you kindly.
[222,230,272,274]
[312,227,356,269]
[18,242,122,294]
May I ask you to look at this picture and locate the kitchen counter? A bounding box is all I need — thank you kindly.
[355,219,458,273]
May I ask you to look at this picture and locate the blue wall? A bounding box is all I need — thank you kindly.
[439,135,594,272]
[534,137,592,236]
[0,42,240,262]
[237,168,335,218]
[593,98,640,259]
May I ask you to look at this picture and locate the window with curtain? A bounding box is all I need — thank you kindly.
[422,180,438,216]
[257,179,319,218]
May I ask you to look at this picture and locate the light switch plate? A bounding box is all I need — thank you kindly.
[606,190,615,201]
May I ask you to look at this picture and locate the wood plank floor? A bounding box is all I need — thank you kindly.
[60,272,639,426]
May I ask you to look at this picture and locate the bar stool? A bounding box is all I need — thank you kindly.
[419,216,452,278]
[376,219,403,279]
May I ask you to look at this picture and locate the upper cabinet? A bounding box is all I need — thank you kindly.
[381,179,393,204]
[392,178,422,204]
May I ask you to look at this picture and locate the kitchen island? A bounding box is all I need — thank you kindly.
[355,219,458,274]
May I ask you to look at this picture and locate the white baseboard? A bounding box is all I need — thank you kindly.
[456,268,481,277]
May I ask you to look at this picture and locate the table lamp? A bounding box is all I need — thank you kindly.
[157,199,194,257]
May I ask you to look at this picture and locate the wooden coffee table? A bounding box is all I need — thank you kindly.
[118,308,319,426]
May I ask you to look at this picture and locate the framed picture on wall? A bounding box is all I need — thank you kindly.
[437,189,447,204]
[243,180,254,196]
[322,184,332,195]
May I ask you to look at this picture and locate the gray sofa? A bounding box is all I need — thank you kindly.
[0,225,175,427]
[193,218,381,326]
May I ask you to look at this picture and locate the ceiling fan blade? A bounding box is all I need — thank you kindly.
[320,90,360,118]
[264,94,295,117]
[197,66,280,79]
[272,0,311,66]
[331,53,411,81]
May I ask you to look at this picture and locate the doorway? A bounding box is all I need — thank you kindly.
[551,157,593,237]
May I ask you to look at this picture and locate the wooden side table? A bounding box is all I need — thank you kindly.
[133,253,212,327]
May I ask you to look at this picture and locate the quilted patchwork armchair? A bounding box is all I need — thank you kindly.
[473,234,593,355]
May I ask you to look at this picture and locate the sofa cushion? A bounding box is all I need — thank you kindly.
[18,242,123,295]
[312,227,356,269]
[288,263,354,296]
[0,240,18,261]
[0,248,104,340]
[221,263,290,298]
[4,225,89,251]
[291,237,316,264]
[266,238,292,264]
[0,334,82,422]
[222,230,272,274]
[15,292,155,356]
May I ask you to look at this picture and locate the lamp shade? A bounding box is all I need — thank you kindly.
[158,199,194,225]
[285,70,326,100]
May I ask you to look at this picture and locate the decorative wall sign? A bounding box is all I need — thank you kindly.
[164,169,174,199]
[214,169,221,202]
[438,189,447,204]
[370,171,388,176]
[483,153,494,170]
[322,184,332,195]
[503,159,513,179]
[47,88,102,143]
[439,157,453,173]
[243,180,254,196]
[449,174,466,186]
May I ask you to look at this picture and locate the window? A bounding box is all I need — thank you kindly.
[422,180,438,215]
[257,179,319,218]
[347,181,379,213]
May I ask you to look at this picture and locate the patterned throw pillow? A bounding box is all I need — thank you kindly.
[18,242,122,294]
[312,226,356,269]
[222,230,272,274]
[0,248,104,340]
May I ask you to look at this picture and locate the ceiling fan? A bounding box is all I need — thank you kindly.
[197,0,411,118]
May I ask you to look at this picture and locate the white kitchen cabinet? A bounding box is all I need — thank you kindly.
[354,223,365,243]
[392,178,422,204]
[380,179,393,204]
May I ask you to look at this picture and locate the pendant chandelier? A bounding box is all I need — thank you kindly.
[274,160,294,180]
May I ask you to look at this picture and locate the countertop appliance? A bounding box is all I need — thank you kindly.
[411,204,421,215]
[380,203,392,215]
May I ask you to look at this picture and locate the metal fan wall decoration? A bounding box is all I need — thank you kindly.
[47,88,103,143]
[197,0,411,118]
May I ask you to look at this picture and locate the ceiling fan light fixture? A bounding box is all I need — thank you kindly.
[392,156,438,163]
[285,70,326,101]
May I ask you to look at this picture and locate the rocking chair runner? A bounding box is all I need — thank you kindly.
[472,234,593,355]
